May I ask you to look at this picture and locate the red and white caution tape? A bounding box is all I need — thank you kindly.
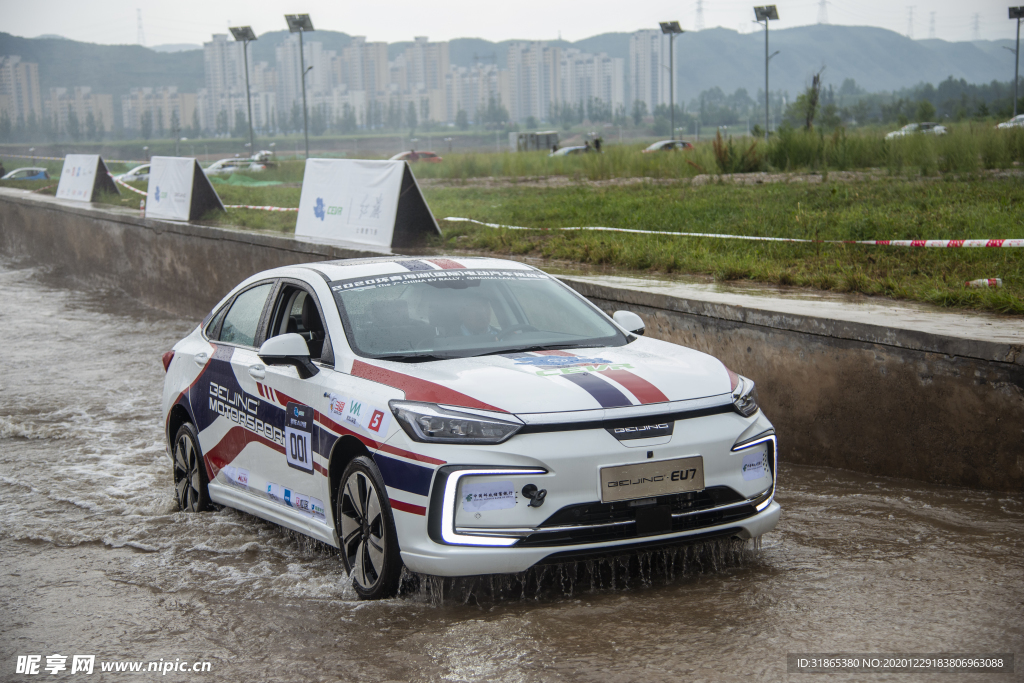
[444,217,1024,248]
[223,204,298,212]
[111,175,147,196]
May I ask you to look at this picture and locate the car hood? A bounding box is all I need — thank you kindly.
[359,336,732,416]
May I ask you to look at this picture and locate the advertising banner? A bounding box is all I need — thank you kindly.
[295,159,440,249]
[56,154,119,202]
[145,156,224,221]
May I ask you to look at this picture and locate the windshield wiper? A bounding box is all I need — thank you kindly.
[471,343,605,357]
[372,353,452,363]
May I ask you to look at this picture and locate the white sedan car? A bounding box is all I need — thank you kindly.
[114,164,150,183]
[162,257,779,599]
[997,114,1024,129]
[885,122,948,139]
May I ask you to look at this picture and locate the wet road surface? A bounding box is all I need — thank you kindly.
[1,260,1022,682]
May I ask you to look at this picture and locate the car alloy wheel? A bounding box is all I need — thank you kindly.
[173,423,210,512]
[337,457,402,599]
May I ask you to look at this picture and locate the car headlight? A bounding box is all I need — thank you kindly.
[731,374,760,417]
[389,401,523,444]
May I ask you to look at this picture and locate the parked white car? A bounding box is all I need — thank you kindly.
[885,122,948,139]
[997,114,1024,129]
[114,164,150,183]
[162,257,780,599]
[204,158,266,175]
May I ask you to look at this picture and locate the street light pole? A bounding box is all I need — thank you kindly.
[230,26,258,155]
[660,22,684,141]
[755,6,779,142]
[1012,7,1024,117]
[286,14,315,159]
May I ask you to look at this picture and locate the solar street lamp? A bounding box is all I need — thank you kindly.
[230,26,258,156]
[285,14,315,158]
[660,21,684,141]
[754,6,779,141]
[1012,7,1024,117]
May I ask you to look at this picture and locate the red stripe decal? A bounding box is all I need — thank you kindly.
[313,462,329,476]
[389,498,427,515]
[204,425,284,480]
[165,343,216,433]
[351,360,505,413]
[314,413,446,466]
[533,349,575,356]
[427,258,465,270]
[598,369,669,404]
[257,383,265,397]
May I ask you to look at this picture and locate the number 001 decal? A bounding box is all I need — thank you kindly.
[285,402,314,474]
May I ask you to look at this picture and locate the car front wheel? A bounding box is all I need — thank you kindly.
[337,456,402,600]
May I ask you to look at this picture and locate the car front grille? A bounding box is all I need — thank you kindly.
[512,486,767,548]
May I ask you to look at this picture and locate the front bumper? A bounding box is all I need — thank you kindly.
[400,501,780,576]
[385,408,780,577]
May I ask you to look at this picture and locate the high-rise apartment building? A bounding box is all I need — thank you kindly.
[121,87,196,134]
[560,49,625,113]
[44,87,114,135]
[0,56,43,124]
[506,42,561,123]
[629,29,673,113]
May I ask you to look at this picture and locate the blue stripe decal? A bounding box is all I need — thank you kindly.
[315,424,339,459]
[559,372,633,408]
[397,260,435,271]
[374,453,433,496]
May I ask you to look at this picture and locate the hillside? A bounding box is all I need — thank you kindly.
[0,24,1015,107]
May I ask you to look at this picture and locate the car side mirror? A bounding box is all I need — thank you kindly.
[613,310,645,336]
[258,333,319,379]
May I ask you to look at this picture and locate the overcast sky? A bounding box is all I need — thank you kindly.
[0,0,1016,47]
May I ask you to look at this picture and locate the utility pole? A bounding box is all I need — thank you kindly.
[755,6,779,142]
[230,26,258,156]
[660,22,684,141]
[285,14,314,159]
[1012,8,1024,117]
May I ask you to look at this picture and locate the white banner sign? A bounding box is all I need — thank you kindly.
[295,159,406,248]
[56,154,100,201]
[146,156,195,221]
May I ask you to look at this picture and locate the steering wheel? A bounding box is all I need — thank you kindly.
[498,324,539,340]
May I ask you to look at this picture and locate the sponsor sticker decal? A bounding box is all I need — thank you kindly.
[328,393,392,436]
[265,483,326,520]
[742,450,767,480]
[222,465,249,490]
[462,480,516,512]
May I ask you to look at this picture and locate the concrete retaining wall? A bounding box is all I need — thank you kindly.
[2,190,1022,491]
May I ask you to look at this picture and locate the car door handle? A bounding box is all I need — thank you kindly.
[194,352,209,367]
[248,364,266,380]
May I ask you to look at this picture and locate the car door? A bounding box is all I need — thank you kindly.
[256,279,338,536]
[193,280,282,507]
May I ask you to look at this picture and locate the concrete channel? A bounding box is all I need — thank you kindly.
[1,187,1022,492]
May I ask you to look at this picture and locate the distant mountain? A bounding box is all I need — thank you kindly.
[0,32,202,102]
[0,25,1014,111]
[151,43,201,53]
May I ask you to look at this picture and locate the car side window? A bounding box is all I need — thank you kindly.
[267,284,332,364]
[219,283,273,347]
[204,304,228,339]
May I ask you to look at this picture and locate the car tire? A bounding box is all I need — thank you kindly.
[172,423,212,512]
[337,456,403,600]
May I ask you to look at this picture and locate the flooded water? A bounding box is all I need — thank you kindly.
[1,259,1022,682]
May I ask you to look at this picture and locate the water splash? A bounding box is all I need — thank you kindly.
[408,537,761,606]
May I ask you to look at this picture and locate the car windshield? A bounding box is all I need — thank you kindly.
[330,267,629,361]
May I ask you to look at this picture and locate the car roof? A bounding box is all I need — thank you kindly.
[12,167,46,172]
[256,255,539,285]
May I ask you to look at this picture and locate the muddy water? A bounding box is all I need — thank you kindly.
[1,260,1022,683]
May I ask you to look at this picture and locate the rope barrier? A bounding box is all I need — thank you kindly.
[443,217,1024,248]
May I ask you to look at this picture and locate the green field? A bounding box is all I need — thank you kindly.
[3,126,1022,315]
